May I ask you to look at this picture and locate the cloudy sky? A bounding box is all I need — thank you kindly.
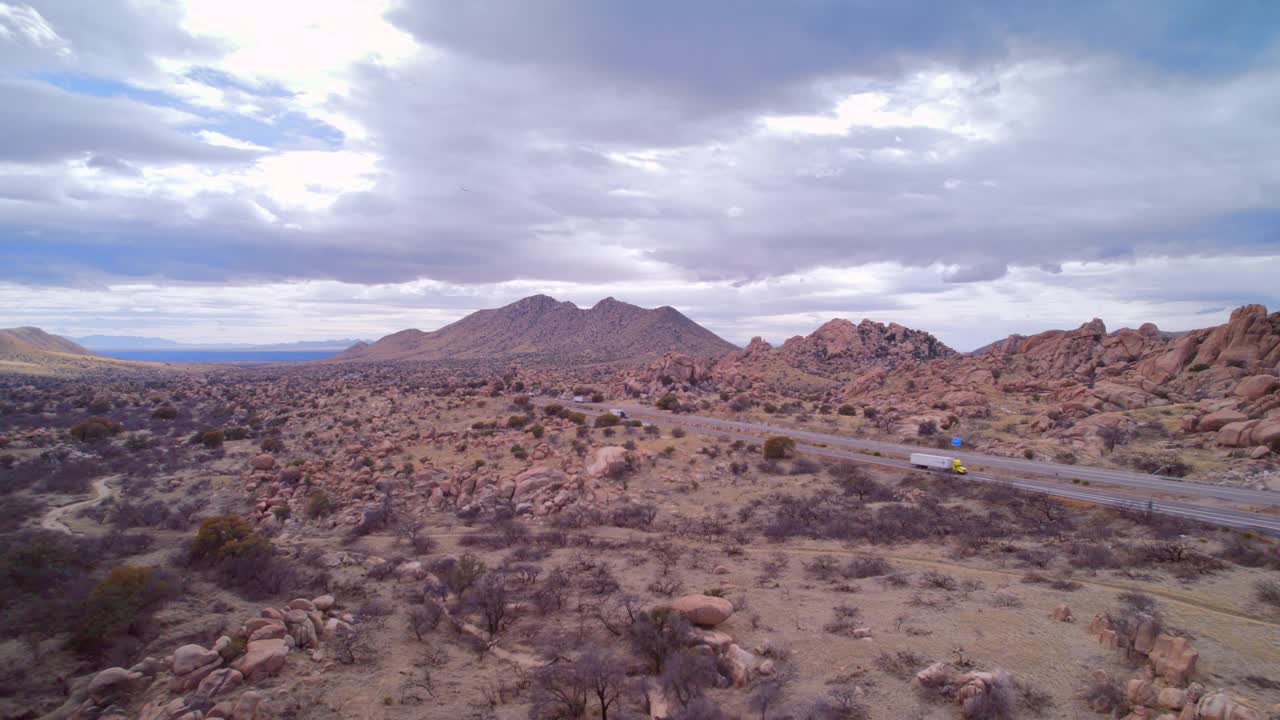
[1,1,1278,350]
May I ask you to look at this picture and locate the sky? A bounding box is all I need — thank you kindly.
[0,1,1278,351]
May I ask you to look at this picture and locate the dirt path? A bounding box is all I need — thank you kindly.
[40,476,115,534]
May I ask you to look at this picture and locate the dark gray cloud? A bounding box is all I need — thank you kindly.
[0,78,257,164]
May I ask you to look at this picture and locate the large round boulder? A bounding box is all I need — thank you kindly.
[669,594,734,627]
[250,454,276,471]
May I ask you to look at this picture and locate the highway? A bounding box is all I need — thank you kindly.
[532,398,1280,536]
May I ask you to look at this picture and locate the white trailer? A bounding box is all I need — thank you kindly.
[909,453,967,475]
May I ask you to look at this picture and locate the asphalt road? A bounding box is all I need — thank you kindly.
[532,398,1280,535]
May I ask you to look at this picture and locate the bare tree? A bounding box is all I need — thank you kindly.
[407,601,444,641]
[579,651,628,720]
[466,573,512,638]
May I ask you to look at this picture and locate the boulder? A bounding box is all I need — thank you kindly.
[287,598,316,612]
[669,594,735,627]
[196,668,243,698]
[1149,634,1198,686]
[1233,375,1278,401]
[1250,446,1271,460]
[916,662,956,688]
[1128,678,1159,707]
[312,594,335,611]
[1198,410,1248,433]
[173,643,221,676]
[587,446,631,479]
[250,454,276,471]
[1158,687,1187,710]
[1133,613,1160,654]
[87,667,143,702]
[234,690,263,720]
[230,638,288,681]
[722,643,758,688]
[1198,692,1264,720]
[248,621,287,642]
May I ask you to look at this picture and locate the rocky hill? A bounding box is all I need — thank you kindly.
[330,295,737,365]
[712,318,956,393]
[840,304,1280,462]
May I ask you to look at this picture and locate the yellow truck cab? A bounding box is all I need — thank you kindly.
[952,458,967,474]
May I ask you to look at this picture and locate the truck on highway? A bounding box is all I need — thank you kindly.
[910,453,967,475]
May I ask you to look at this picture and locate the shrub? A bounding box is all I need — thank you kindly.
[838,404,858,416]
[199,429,225,448]
[1256,579,1280,608]
[763,435,796,460]
[671,427,686,439]
[594,413,621,428]
[306,491,333,518]
[656,394,679,411]
[69,416,122,443]
[260,436,284,452]
[72,564,177,654]
[190,515,265,562]
[917,420,938,437]
[151,405,178,420]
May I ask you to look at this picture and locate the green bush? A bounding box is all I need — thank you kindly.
[191,515,262,562]
[507,414,529,429]
[151,405,178,420]
[511,444,528,460]
[594,413,621,428]
[656,394,679,411]
[1189,363,1211,373]
[763,435,796,460]
[838,404,858,416]
[529,424,545,439]
[544,404,564,418]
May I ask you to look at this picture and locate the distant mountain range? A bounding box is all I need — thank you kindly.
[73,335,367,352]
[331,295,736,364]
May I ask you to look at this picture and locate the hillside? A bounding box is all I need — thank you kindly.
[330,295,737,365]
[0,326,95,357]
[0,326,160,376]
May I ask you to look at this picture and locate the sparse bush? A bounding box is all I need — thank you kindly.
[873,650,927,679]
[1256,579,1280,608]
[307,490,334,518]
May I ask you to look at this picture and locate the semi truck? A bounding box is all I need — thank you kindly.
[909,453,967,475]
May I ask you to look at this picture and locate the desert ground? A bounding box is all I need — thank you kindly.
[1,364,1277,720]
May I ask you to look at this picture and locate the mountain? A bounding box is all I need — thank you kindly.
[74,335,365,351]
[712,317,956,392]
[329,295,736,364]
[0,327,96,357]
